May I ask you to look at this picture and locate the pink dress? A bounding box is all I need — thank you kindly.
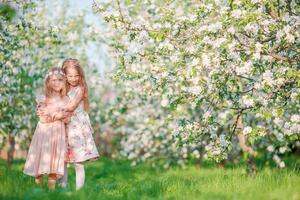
[23,97,68,177]
[66,86,99,163]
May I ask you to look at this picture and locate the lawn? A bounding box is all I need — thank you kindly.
[0,157,299,200]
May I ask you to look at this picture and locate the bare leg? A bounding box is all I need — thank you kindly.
[35,175,43,185]
[48,174,56,190]
[75,163,85,190]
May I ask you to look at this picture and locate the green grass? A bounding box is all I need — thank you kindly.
[0,158,300,200]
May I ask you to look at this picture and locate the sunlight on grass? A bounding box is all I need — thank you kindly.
[0,158,299,200]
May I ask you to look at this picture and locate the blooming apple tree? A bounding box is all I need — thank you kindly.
[94,0,300,167]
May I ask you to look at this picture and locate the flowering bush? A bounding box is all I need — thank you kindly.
[94,0,300,167]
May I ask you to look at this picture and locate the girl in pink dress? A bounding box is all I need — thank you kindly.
[38,59,99,190]
[23,68,71,190]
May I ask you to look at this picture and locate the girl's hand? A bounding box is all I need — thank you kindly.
[36,104,47,116]
[62,116,71,123]
[53,110,73,121]
[39,115,54,123]
[53,112,64,121]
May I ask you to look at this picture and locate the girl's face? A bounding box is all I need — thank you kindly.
[49,74,65,92]
[65,67,80,87]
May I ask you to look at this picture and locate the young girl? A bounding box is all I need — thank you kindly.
[23,67,71,190]
[39,59,99,190]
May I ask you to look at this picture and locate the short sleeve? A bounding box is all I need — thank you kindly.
[74,86,83,97]
[36,95,46,104]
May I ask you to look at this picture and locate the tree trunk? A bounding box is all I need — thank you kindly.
[237,116,257,175]
[196,148,204,168]
[7,134,15,168]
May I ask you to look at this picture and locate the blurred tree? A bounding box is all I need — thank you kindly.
[0,3,16,21]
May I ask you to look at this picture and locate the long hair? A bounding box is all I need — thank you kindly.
[45,67,67,98]
[61,58,90,111]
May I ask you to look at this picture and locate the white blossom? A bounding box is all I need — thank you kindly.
[243,126,253,135]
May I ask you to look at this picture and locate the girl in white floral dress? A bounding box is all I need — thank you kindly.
[62,58,99,190]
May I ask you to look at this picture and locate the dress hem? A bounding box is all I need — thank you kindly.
[67,154,100,163]
[23,170,64,177]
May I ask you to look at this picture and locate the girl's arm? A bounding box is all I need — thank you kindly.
[61,116,71,123]
[37,107,71,121]
[64,86,84,112]
[36,102,50,119]
[54,96,72,122]
[37,103,72,122]
[37,103,56,123]
[37,86,84,119]
[52,110,73,121]
[39,114,53,123]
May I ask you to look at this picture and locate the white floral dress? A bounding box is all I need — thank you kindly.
[66,86,99,163]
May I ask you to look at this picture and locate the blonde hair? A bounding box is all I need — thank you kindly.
[45,67,67,98]
[61,58,90,111]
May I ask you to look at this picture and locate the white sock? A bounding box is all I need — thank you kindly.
[75,163,85,190]
[60,163,68,188]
